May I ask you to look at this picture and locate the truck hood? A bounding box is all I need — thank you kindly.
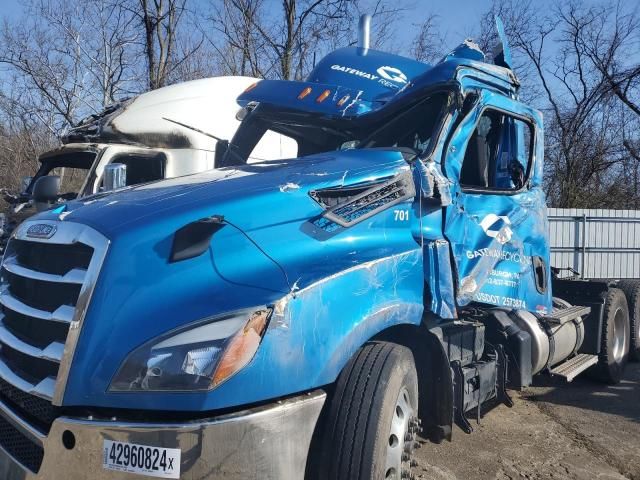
[49,147,420,411]
[37,148,410,238]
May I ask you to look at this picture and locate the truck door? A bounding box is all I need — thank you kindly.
[443,91,552,315]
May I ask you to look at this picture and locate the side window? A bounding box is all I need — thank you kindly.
[247,130,298,164]
[49,167,89,194]
[109,153,166,186]
[459,109,533,191]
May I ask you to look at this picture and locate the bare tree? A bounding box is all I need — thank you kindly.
[411,13,444,64]
[476,0,640,208]
[204,0,266,77]
[209,0,374,80]
[0,88,57,213]
[576,2,640,163]
[136,0,205,89]
[0,0,142,130]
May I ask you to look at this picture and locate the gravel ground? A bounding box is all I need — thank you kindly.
[415,362,640,480]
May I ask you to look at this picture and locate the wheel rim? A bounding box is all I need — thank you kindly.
[384,387,414,479]
[612,307,629,363]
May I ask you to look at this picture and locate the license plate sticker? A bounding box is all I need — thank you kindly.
[103,439,181,479]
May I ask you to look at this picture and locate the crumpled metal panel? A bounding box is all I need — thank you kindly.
[423,239,457,319]
[442,89,552,315]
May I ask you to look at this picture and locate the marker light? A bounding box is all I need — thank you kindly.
[316,90,331,103]
[298,87,312,99]
[337,95,350,107]
[212,309,270,387]
[244,82,258,93]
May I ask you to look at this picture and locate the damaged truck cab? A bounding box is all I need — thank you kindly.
[0,20,636,480]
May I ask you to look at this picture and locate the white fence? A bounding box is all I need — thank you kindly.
[548,208,640,279]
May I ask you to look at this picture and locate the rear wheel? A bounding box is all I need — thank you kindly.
[321,342,420,480]
[616,280,640,362]
[593,288,630,384]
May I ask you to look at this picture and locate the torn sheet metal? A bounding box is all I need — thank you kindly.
[412,158,452,206]
[493,16,513,70]
[423,240,457,319]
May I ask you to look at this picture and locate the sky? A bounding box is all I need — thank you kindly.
[0,0,495,47]
[2,0,636,96]
[5,0,637,48]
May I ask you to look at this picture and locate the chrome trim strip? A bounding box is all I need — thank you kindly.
[0,288,74,324]
[0,356,55,401]
[0,314,64,363]
[47,222,110,406]
[0,397,45,446]
[2,256,86,285]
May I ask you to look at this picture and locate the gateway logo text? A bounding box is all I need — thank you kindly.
[331,64,378,81]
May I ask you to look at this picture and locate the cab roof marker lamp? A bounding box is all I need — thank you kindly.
[337,95,350,107]
[316,90,331,103]
[298,87,312,100]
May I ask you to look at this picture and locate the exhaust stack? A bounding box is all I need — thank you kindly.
[358,14,371,51]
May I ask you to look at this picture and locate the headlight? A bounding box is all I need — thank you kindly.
[109,308,271,392]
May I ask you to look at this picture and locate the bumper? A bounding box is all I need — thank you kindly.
[0,390,326,480]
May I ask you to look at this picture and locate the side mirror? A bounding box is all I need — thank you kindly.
[32,175,61,212]
[21,176,33,193]
[214,140,229,167]
[103,163,127,191]
[32,176,61,202]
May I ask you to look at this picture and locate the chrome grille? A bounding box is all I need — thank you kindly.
[0,221,108,408]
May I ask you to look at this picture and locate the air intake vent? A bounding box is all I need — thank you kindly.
[320,171,415,227]
[0,412,44,473]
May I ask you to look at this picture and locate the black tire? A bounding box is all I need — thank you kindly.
[592,288,630,384]
[320,342,419,480]
[616,280,640,362]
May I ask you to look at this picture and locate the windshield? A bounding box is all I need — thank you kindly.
[222,104,357,166]
[358,93,450,155]
[29,150,96,195]
[224,92,450,166]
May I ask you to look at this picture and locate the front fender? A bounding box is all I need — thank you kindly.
[262,248,425,390]
[63,249,424,411]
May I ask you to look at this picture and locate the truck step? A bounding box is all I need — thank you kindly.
[541,305,591,325]
[550,354,599,382]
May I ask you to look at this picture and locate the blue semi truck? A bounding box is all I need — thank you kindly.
[0,18,638,480]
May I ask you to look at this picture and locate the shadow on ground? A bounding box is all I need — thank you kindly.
[525,361,640,424]
[414,362,640,480]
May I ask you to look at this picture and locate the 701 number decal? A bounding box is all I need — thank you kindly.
[394,209,409,221]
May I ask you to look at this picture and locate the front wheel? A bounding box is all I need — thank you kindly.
[320,342,420,480]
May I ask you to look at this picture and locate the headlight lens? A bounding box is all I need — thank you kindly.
[109,308,271,392]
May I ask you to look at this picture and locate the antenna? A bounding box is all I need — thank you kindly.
[358,14,371,51]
